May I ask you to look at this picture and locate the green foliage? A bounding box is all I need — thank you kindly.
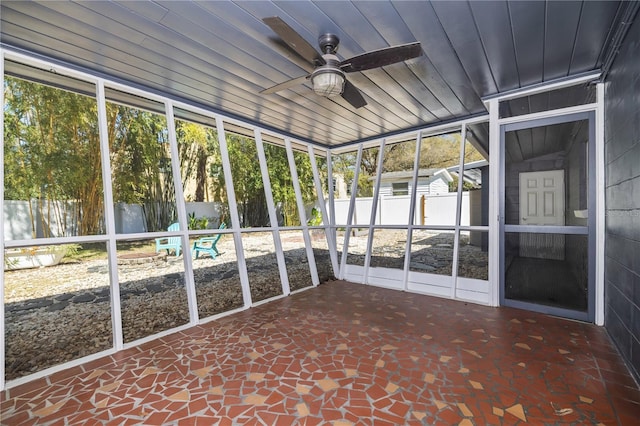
[3,77,104,236]
[61,243,82,258]
[207,135,319,227]
[448,176,480,192]
[307,207,323,226]
[359,147,380,176]
[330,135,485,198]
[107,103,177,231]
[187,212,209,230]
[106,103,175,231]
[4,244,81,269]
[330,148,376,198]
[331,152,357,197]
[263,144,320,226]
[63,242,107,261]
[176,121,211,202]
[210,133,269,227]
[356,173,374,197]
[381,141,417,173]
[2,77,329,236]
[264,143,298,226]
[292,150,320,219]
[313,155,330,196]
[3,76,187,234]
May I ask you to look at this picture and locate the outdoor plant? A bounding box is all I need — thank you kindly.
[188,212,209,230]
[4,244,80,270]
[307,207,323,226]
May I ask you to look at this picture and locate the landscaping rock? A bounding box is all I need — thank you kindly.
[71,293,95,303]
[47,301,69,312]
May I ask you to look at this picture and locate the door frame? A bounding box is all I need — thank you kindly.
[499,111,596,322]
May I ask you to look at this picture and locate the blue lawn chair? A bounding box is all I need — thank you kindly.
[155,223,181,256]
[192,223,227,259]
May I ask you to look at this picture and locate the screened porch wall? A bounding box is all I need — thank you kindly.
[1,48,492,389]
[3,48,492,391]
[0,52,335,387]
[333,128,491,304]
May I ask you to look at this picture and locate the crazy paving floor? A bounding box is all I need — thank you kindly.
[2,280,639,425]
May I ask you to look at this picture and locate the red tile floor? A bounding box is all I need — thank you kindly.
[2,280,640,425]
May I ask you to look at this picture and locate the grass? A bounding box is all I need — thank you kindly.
[64,241,157,263]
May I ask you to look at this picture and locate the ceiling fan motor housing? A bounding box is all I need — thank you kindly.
[318,33,340,54]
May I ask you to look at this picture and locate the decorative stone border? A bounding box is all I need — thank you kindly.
[117,252,167,266]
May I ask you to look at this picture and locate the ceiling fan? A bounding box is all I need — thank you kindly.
[261,16,423,109]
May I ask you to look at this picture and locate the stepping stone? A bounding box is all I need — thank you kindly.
[27,299,53,309]
[71,293,96,303]
[47,301,69,312]
[93,289,110,298]
[222,270,237,279]
[409,263,436,272]
[9,298,52,311]
[56,294,74,301]
[146,284,165,293]
[162,278,178,287]
[201,273,218,281]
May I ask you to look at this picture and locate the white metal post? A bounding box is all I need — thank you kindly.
[215,117,252,308]
[451,125,467,298]
[488,99,501,307]
[403,131,423,290]
[308,146,340,278]
[0,49,6,391]
[165,100,199,324]
[340,145,363,280]
[363,140,385,284]
[325,147,339,276]
[95,79,124,350]
[285,139,319,286]
[595,83,605,326]
[254,129,290,295]
[326,148,336,225]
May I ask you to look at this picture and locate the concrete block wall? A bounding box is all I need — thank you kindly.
[604,12,640,383]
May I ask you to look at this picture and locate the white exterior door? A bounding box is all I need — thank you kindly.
[519,170,564,226]
[519,170,565,259]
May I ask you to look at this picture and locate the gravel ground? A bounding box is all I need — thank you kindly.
[3,229,485,380]
[4,231,333,380]
[336,229,489,279]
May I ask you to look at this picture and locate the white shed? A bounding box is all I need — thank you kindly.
[376,168,454,197]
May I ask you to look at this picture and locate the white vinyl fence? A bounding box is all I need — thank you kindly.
[4,200,227,239]
[5,194,474,239]
[332,193,471,226]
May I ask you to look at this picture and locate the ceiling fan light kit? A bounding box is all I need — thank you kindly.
[311,55,345,97]
[262,16,422,109]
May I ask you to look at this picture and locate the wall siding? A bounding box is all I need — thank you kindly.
[604,12,640,383]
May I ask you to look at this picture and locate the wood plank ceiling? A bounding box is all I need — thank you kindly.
[0,1,629,148]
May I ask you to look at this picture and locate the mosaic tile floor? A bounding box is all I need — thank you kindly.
[2,280,639,425]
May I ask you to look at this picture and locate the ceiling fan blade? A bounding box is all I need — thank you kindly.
[339,42,422,73]
[341,79,367,109]
[261,74,310,95]
[263,17,326,67]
